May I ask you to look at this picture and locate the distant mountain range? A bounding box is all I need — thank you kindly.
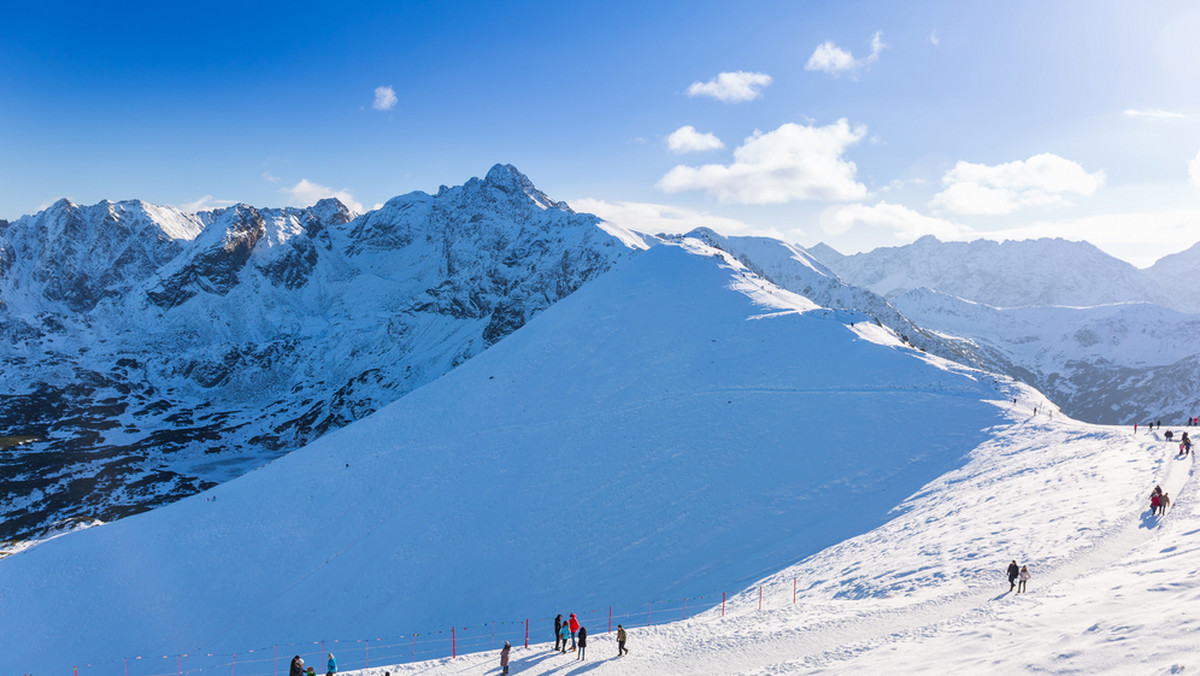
[809,235,1200,424]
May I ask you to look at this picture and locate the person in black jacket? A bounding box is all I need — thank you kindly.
[554,614,563,652]
[1007,560,1020,591]
[577,625,588,661]
[289,656,305,676]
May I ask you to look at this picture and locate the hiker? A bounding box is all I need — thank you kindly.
[558,619,570,653]
[577,625,587,661]
[569,612,580,650]
[326,653,336,676]
[1007,560,1020,591]
[1161,492,1172,514]
[1018,565,1030,593]
[1166,430,1174,441]
[554,614,563,652]
[500,641,511,675]
[289,656,305,676]
[617,624,629,656]
[1151,491,1161,516]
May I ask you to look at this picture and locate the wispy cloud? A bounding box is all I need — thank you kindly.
[930,153,1105,216]
[821,201,966,240]
[806,31,885,78]
[178,195,237,213]
[667,126,726,154]
[930,29,940,46]
[281,179,364,213]
[686,71,772,103]
[373,85,398,111]
[570,197,783,239]
[261,171,280,184]
[658,119,868,204]
[1122,108,1185,120]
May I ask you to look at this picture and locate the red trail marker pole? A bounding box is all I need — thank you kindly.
[365,639,369,668]
[758,586,762,610]
[608,606,612,634]
[452,627,457,658]
[524,619,529,648]
[721,592,726,617]
[231,653,236,676]
[411,634,416,663]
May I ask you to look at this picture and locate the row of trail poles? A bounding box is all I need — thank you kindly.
[100,582,808,674]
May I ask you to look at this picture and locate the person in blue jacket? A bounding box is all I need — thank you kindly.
[326,653,336,676]
[558,621,570,654]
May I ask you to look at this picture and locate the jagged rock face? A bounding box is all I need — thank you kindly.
[0,200,203,313]
[0,165,639,545]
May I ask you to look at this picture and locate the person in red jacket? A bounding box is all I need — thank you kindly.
[568,613,580,651]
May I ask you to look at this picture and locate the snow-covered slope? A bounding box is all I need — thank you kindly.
[370,400,1195,674]
[1145,240,1200,314]
[889,288,1200,424]
[0,165,641,545]
[815,235,1179,309]
[0,237,1011,672]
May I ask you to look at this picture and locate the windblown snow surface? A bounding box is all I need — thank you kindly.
[3,238,1193,674]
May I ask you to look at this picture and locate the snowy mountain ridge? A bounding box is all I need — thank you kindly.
[0,232,1017,672]
[815,234,1190,310]
[0,164,640,545]
[810,235,1200,425]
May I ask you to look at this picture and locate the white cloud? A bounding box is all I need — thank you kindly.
[658,119,868,204]
[806,31,886,77]
[1123,108,1185,120]
[821,201,966,240]
[281,179,364,213]
[261,172,280,184]
[178,195,236,213]
[570,197,786,239]
[1189,149,1200,187]
[686,71,772,103]
[667,126,726,154]
[930,29,940,46]
[373,85,398,111]
[930,153,1106,215]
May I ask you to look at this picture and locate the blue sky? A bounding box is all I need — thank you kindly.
[2,0,1198,266]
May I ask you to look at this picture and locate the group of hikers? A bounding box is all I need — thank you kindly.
[1005,560,1032,593]
[288,653,335,676]
[496,610,632,671]
[1151,485,1172,516]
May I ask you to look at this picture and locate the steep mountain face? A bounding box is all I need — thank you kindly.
[0,238,1010,672]
[0,165,642,545]
[1145,240,1200,313]
[890,288,1200,424]
[816,235,1178,309]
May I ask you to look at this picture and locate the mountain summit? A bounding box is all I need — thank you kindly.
[0,166,642,545]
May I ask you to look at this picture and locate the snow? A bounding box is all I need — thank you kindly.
[0,240,1012,672]
[340,412,1199,675]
